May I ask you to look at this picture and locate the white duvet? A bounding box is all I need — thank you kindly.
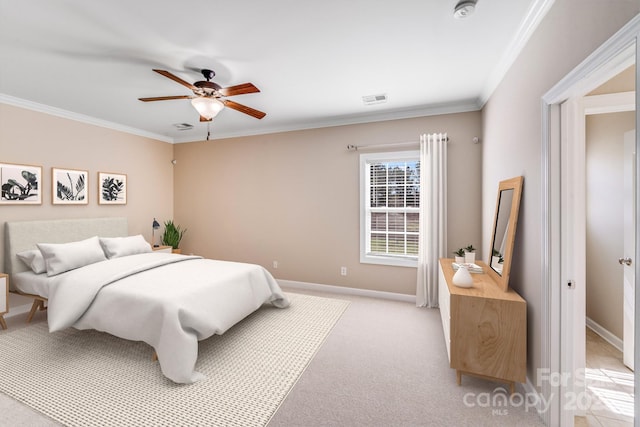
[46,252,290,383]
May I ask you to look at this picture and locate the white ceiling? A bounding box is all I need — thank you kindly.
[0,0,551,143]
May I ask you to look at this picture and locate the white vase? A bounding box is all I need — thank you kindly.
[452,265,473,288]
[464,251,476,264]
[454,256,465,264]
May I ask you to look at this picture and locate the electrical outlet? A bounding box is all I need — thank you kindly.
[273,261,278,269]
[340,266,347,276]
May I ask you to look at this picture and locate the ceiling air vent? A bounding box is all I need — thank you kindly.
[173,123,194,131]
[362,94,387,106]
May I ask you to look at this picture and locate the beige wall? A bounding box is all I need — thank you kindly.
[585,111,635,340]
[590,65,635,95]
[0,104,174,309]
[174,111,482,295]
[482,0,639,388]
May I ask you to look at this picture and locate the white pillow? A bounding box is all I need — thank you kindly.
[16,249,47,274]
[99,234,152,259]
[37,236,107,276]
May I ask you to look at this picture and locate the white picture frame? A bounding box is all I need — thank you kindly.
[98,172,127,205]
[52,167,88,205]
[0,162,42,205]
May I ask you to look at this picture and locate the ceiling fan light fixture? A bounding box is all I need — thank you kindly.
[191,97,224,120]
[454,0,476,19]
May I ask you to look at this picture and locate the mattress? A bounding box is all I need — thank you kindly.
[12,271,52,298]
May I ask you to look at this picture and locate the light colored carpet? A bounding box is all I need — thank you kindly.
[0,293,349,427]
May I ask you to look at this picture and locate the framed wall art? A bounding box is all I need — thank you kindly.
[52,167,88,205]
[98,172,127,205]
[0,162,42,205]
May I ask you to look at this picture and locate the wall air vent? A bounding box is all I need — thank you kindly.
[173,123,194,131]
[362,94,388,105]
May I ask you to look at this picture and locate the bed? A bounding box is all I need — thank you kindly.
[4,217,290,384]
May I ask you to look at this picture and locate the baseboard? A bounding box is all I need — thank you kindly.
[520,376,548,420]
[278,279,417,304]
[586,317,623,352]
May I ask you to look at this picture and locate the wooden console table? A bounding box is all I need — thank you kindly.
[438,258,526,393]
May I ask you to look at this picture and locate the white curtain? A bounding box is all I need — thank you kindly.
[416,133,447,307]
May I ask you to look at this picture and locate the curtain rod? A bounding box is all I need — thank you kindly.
[347,137,449,151]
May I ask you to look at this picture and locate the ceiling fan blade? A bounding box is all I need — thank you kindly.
[218,83,260,97]
[223,100,266,119]
[153,69,197,90]
[138,95,193,102]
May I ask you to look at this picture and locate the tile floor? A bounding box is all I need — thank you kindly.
[575,328,634,426]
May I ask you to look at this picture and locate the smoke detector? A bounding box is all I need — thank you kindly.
[454,0,477,19]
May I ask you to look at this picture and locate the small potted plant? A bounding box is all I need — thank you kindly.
[453,248,465,264]
[491,249,502,268]
[464,244,476,264]
[161,220,187,253]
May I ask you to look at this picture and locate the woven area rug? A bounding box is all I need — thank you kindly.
[0,293,349,427]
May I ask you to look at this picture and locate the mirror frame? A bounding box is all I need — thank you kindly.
[487,176,523,292]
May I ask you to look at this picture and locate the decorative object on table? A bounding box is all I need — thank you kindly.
[161,220,187,253]
[452,264,473,288]
[453,248,465,264]
[464,244,476,264]
[98,172,127,205]
[452,262,484,274]
[0,162,42,205]
[52,167,88,205]
[151,218,161,247]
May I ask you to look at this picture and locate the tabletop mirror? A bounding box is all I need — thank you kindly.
[487,176,523,291]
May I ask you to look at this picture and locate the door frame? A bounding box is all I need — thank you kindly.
[618,129,638,371]
[541,15,640,426]
[623,128,636,371]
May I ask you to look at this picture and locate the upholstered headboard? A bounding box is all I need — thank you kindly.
[4,217,128,278]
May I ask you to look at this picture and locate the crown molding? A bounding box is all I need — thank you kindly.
[2,92,481,144]
[478,0,556,106]
[173,99,482,143]
[0,94,174,143]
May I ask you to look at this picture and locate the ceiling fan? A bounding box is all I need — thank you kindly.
[139,69,266,122]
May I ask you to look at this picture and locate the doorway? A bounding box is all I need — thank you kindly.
[583,97,635,424]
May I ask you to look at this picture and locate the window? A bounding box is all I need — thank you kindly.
[360,150,420,267]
